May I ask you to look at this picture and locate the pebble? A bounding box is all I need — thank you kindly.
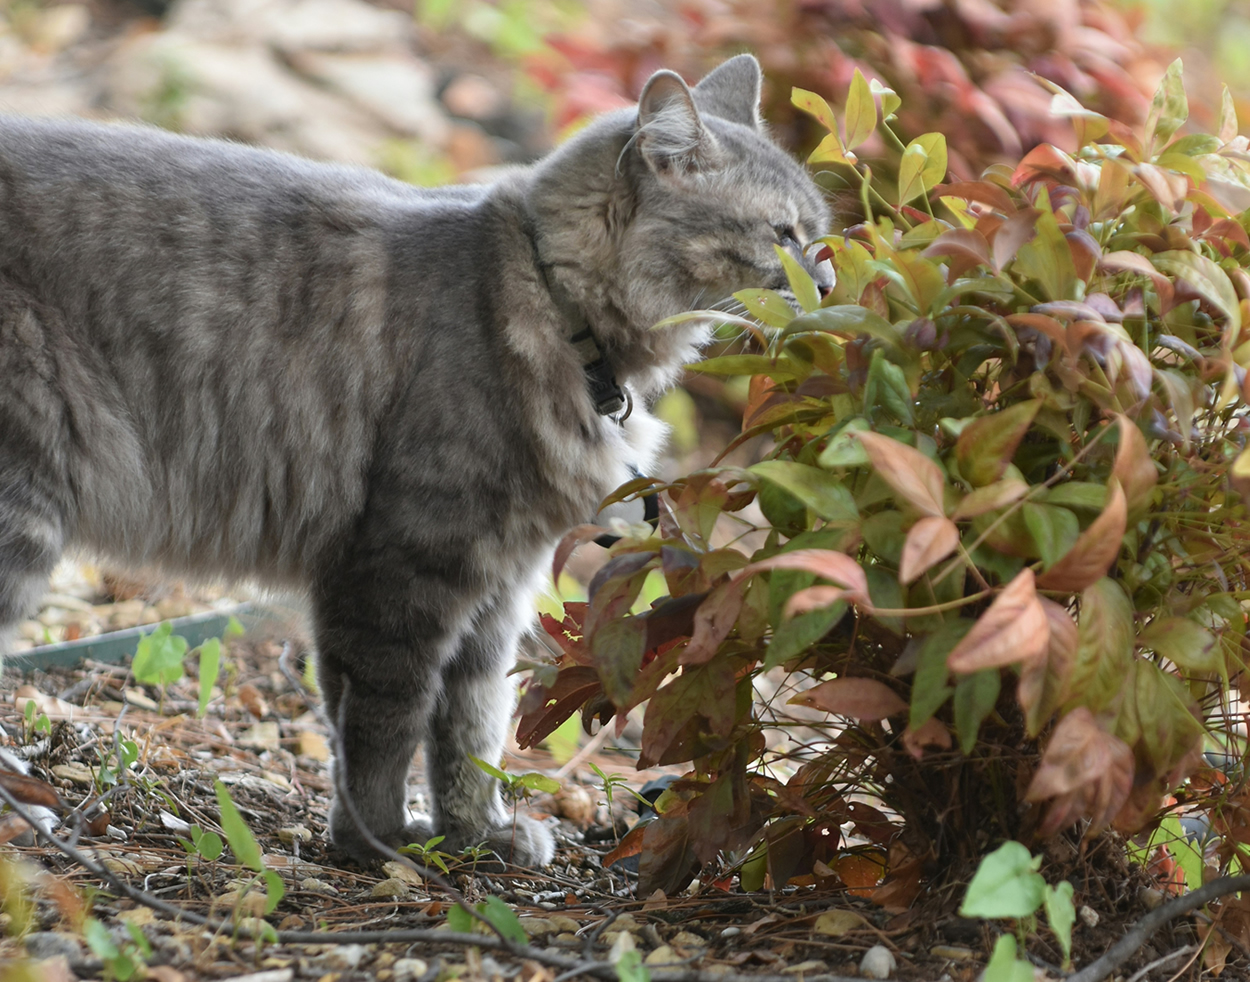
[670,930,707,947]
[23,932,81,962]
[781,960,827,974]
[1079,904,1100,928]
[645,945,680,966]
[392,958,427,981]
[860,944,896,979]
[299,877,338,894]
[519,917,555,937]
[369,878,409,899]
[720,926,740,937]
[930,945,974,960]
[321,944,367,970]
[278,825,312,846]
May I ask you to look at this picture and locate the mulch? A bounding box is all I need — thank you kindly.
[0,624,1225,982]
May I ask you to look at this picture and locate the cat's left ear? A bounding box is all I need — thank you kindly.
[692,54,762,129]
[635,70,719,178]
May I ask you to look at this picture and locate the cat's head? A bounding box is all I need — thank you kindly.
[526,55,832,395]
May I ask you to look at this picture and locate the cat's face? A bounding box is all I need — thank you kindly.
[527,55,832,391]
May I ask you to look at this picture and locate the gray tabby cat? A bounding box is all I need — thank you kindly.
[0,55,830,866]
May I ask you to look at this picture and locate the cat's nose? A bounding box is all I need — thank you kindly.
[813,257,834,299]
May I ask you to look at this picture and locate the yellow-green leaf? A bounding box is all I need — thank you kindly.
[791,87,838,133]
[844,68,877,151]
[775,244,820,312]
[1219,83,1239,144]
[1145,58,1188,150]
[870,78,901,119]
[808,133,853,166]
[734,288,796,329]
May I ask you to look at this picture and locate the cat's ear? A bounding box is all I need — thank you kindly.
[692,54,762,129]
[635,69,719,177]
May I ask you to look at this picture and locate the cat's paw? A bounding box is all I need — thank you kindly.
[442,814,555,869]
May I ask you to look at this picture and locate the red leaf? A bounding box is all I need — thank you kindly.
[855,431,945,517]
[899,516,960,584]
[1036,481,1127,592]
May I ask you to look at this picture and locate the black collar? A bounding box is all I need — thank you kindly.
[534,261,628,418]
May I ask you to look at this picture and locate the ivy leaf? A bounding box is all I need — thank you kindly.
[960,840,1045,918]
[844,68,877,151]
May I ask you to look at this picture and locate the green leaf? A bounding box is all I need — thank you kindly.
[214,780,263,873]
[519,772,561,793]
[983,934,1036,982]
[689,355,802,380]
[807,133,854,166]
[783,304,900,345]
[1023,503,1079,569]
[1014,209,1076,300]
[1153,251,1241,337]
[1139,617,1219,673]
[844,68,877,150]
[480,895,528,944]
[953,669,1000,754]
[734,288,798,328]
[1043,482,1106,512]
[262,869,285,915]
[225,615,246,639]
[1044,881,1076,962]
[750,461,858,522]
[775,244,820,313]
[765,604,846,670]
[818,419,871,468]
[84,918,120,960]
[897,133,947,204]
[909,621,968,727]
[955,400,1041,486]
[131,621,188,687]
[197,637,221,719]
[447,902,474,933]
[1068,578,1134,715]
[864,349,914,424]
[960,840,1045,918]
[191,827,224,861]
[615,948,651,982]
[739,845,767,892]
[869,79,901,119]
[124,921,153,958]
[469,755,510,783]
[1145,58,1188,149]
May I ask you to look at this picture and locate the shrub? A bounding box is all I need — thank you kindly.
[521,59,1250,902]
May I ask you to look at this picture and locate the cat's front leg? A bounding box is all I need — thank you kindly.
[420,595,555,868]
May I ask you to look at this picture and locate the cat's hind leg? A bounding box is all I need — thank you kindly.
[421,592,555,867]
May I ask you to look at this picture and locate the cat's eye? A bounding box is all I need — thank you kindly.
[773,224,798,245]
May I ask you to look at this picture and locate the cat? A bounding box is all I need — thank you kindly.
[0,54,831,866]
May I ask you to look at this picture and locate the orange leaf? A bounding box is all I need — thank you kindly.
[946,569,1049,673]
[832,851,887,897]
[788,677,907,721]
[1018,598,1080,736]
[603,823,647,869]
[899,516,960,584]
[856,431,945,517]
[1036,481,1127,592]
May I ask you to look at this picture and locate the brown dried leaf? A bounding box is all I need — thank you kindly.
[1112,416,1157,516]
[0,769,62,811]
[1026,707,1135,836]
[602,823,647,869]
[946,569,1049,673]
[902,716,953,759]
[899,516,960,584]
[1036,481,1127,592]
[788,677,907,721]
[553,524,609,582]
[856,431,945,517]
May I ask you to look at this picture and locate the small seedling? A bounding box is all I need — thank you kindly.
[177,823,224,882]
[95,737,139,790]
[398,835,454,876]
[130,622,188,713]
[22,699,51,741]
[214,781,284,917]
[960,840,1075,974]
[85,916,151,982]
[446,895,526,943]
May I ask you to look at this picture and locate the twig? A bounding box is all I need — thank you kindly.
[1124,946,1196,982]
[1066,874,1250,982]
